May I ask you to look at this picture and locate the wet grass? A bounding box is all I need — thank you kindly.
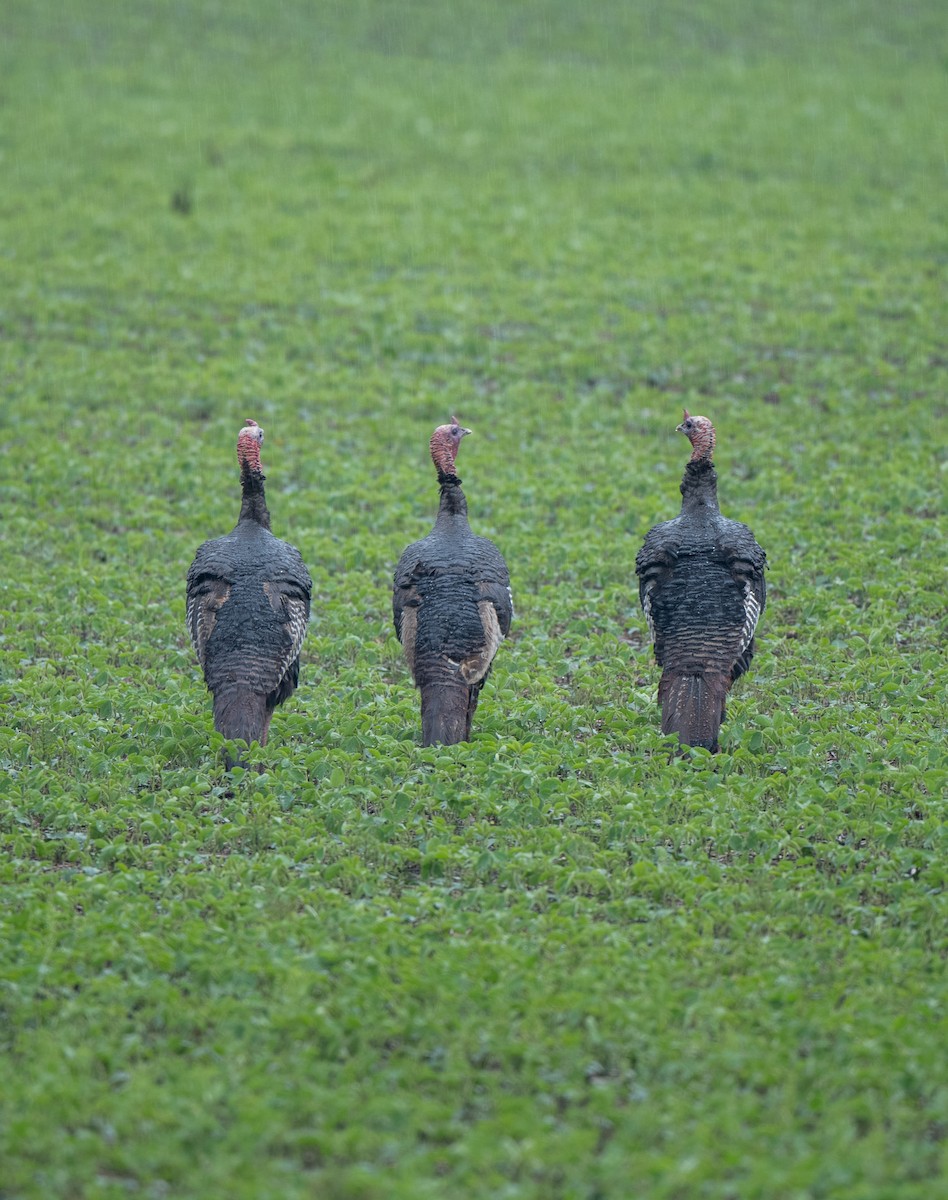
[1,2,945,1197]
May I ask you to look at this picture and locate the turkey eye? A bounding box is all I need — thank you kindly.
[451,426,459,435]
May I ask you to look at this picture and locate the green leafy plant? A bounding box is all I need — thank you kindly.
[0,2,945,1197]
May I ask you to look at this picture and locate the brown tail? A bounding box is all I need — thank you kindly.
[464,681,483,742]
[658,670,730,752]
[212,686,271,767]
[421,680,474,747]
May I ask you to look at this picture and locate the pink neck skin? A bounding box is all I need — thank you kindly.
[687,421,715,463]
[237,431,263,474]
[430,426,461,478]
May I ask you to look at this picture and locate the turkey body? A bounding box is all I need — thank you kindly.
[394,486,512,746]
[636,458,766,751]
[187,496,311,757]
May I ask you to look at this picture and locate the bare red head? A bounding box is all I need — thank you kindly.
[237,418,264,474]
[676,409,715,462]
[429,416,471,480]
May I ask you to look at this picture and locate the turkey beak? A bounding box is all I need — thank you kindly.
[460,426,472,438]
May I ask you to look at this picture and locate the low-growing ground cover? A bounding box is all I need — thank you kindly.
[0,2,945,1196]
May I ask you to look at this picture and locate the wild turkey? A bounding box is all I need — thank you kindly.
[393,417,513,746]
[635,410,766,751]
[186,419,311,762]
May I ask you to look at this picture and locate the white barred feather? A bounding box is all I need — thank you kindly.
[642,582,657,645]
[739,582,761,655]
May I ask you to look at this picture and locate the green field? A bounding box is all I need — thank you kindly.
[1,2,945,1196]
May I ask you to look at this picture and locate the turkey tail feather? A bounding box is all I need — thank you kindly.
[464,681,483,742]
[658,670,730,752]
[421,681,473,747]
[212,686,270,765]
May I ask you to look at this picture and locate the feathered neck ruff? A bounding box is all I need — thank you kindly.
[238,464,272,529]
[436,471,468,517]
[679,458,719,516]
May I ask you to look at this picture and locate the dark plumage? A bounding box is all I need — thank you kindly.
[635,410,766,751]
[393,417,513,746]
[186,419,311,764]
